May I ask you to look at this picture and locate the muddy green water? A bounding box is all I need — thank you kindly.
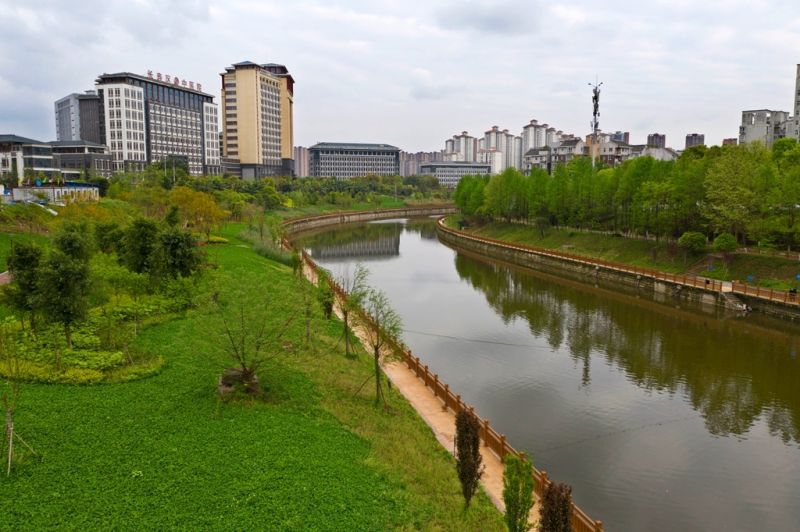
[295,218,800,531]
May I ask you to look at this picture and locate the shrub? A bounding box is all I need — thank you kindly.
[539,482,572,532]
[678,231,707,255]
[713,233,738,253]
[503,453,535,532]
[253,241,295,266]
[455,408,483,508]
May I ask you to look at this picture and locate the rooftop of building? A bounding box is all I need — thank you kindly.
[559,138,582,147]
[95,72,214,98]
[48,140,106,148]
[310,142,400,152]
[224,61,295,84]
[0,134,49,146]
[420,161,491,167]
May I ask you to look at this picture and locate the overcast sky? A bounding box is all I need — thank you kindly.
[2,0,799,151]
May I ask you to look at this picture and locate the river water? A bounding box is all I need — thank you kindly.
[294,218,800,531]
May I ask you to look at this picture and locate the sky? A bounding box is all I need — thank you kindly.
[2,0,800,152]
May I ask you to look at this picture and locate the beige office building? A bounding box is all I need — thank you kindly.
[221,61,294,178]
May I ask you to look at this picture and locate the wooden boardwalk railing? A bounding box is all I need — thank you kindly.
[284,235,604,532]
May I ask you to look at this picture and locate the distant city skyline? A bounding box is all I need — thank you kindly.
[2,0,800,152]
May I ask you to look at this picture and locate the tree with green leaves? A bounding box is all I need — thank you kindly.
[37,248,90,350]
[121,218,159,273]
[455,408,484,508]
[703,143,775,242]
[3,241,43,331]
[678,231,707,263]
[154,227,201,280]
[360,287,402,406]
[94,221,125,254]
[337,264,370,358]
[503,453,535,532]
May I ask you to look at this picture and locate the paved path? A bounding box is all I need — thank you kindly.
[301,260,539,525]
[0,271,10,285]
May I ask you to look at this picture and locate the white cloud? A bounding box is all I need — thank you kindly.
[1,0,799,150]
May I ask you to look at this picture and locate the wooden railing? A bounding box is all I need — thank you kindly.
[286,239,604,532]
[438,218,800,308]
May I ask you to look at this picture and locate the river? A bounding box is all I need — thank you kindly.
[294,217,800,531]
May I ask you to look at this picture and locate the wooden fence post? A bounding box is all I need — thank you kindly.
[483,419,490,446]
[442,384,449,411]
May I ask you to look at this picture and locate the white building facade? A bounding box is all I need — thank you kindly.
[96,72,220,175]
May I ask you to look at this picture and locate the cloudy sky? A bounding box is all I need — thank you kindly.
[2,0,799,151]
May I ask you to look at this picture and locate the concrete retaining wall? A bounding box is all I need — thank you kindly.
[437,222,725,311]
[283,205,457,236]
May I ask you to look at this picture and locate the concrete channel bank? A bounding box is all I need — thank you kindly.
[437,219,800,320]
[284,206,605,532]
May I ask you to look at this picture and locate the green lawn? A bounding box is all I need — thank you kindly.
[462,219,800,289]
[466,219,689,273]
[0,224,502,530]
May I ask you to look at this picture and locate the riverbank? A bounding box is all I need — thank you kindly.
[0,223,503,530]
[286,208,606,532]
[445,217,800,319]
[457,217,800,291]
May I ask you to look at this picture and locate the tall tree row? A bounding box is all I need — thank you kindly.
[454,139,800,247]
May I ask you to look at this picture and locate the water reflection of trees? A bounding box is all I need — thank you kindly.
[403,218,439,240]
[453,253,800,444]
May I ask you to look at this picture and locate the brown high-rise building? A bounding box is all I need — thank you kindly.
[647,133,666,148]
[685,133,705,149]
[722,138,738,146]
[221,61,294,178]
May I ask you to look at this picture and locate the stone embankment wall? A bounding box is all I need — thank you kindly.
[436,221,728,310]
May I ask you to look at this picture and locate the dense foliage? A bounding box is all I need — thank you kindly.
[0,224,504,530]
[539,482,573,532]
[455,408,484,508]
[502,453,535,532]
[455,139,800,248]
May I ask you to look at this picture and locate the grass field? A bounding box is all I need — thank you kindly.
[461,218,800,289]
[0,223,502,530]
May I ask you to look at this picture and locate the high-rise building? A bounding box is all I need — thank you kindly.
[793,64,800,140]
[95,72,220,175]
[221,61,294,178]
[399,151,443,176]
[443,131,477,162]
[722,138,738,146]
[610,131,630,144]
[54,92,102,144]
[647,133,666,148]
[309,143,400,179]
[739,109,791,147]
[293,146,310,177]
[685,133,705,149]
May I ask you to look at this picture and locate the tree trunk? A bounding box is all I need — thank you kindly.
[64,323,72,350]
[374,348,382,406]
[5,410,13,476]
[344,312,351,358]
